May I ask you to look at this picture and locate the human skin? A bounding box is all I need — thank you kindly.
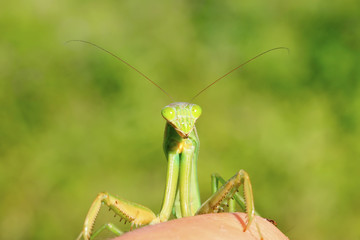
[114,212,289,240]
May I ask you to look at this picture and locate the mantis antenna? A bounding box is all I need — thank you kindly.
[191,47,289,101]
[68,40,287,102]
[66,40,174,101]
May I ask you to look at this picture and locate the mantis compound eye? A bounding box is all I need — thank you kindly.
[162,107,176,120]
[191,104,202,118]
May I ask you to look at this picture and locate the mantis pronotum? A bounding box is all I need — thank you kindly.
[70,41,287,240]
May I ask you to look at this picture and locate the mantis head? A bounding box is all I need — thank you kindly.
[161,102,202,138]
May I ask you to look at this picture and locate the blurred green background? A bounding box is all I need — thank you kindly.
[1,0,359,239]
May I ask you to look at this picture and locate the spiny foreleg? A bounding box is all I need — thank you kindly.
[196,170,263,239]
[78,192,157,240]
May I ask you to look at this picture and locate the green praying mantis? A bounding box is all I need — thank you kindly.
[70,40,287,240]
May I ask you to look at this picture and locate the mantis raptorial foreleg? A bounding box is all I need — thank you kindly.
[197,170,254,222]
[211,173,242,212]
[78,192,157,240]
[197,170,263,239]
[211,173,262,215]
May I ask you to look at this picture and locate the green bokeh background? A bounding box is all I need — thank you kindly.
[1,0,359,239]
